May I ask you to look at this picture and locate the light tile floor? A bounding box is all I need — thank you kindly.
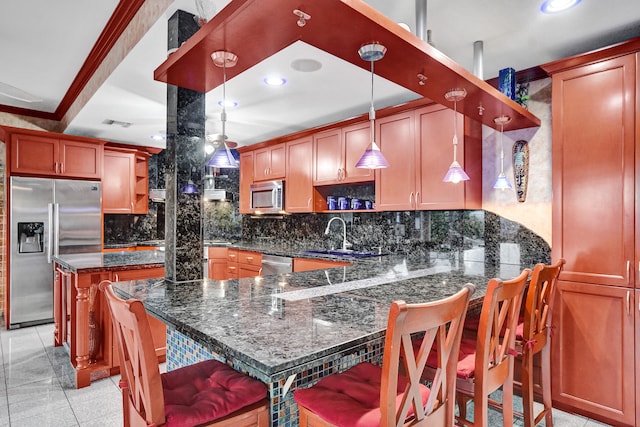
[0,323,613,426]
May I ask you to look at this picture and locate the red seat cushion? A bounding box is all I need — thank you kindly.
[423,337,477,380]
[465,315,525,339]
[161,359,267,427]
[294,362,430,427]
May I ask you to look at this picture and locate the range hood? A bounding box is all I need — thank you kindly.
[148,188,232,202]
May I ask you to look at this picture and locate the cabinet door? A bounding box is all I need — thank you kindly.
[313,128,343,185]
[239,151,254,214]
[59,139,102,179]
[10,133,58,175]
[254,144,285,181]
[551,54,635,287]
[103,149,135,213]
[415,105,465,209]
[375,111,416,211]
[293,258,351,272]
[551,281,634,425]
[342,122,374,183]
[286,137,314,212]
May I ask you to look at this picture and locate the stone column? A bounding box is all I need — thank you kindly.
[165,10,205,283]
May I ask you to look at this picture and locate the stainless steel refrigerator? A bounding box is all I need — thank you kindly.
[9,177,102,328]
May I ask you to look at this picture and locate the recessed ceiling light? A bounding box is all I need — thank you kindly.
[540,0,581,13]
[217,99,238,108]
[150,134,165,141]
[263,76,287,86]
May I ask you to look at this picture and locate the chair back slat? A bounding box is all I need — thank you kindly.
[476,269,530,391]
[99,280,166,426]
[524,259,565,346]
[381,283,475,427]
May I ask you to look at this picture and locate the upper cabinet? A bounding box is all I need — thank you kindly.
[375,106,481,211]
[313,122,373,185]
[103,147,150,214]
[286,136,314,213]
[239,151,254,214]
[414,105,481,210]
[253,143,285,181]
[9,131,103,179]
[375,111,416,211]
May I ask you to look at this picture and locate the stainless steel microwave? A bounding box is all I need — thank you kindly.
[250,180,284,213]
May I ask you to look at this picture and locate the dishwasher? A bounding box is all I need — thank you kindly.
[261,254,293,276]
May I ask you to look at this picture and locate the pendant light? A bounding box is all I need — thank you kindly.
[208,51,239,169]
[442,88,469,183]
[355,42,390,169]
[493,115,513,190]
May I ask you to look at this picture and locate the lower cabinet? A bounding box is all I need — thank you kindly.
[293,257,351,272]
[551,281,635,425]
[227,249,262,278]
[53,264,165,388]
[208,247,229,280]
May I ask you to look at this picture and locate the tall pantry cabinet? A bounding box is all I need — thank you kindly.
[542,39,640,426]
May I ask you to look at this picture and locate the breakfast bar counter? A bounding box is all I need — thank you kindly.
[112,252,528,426]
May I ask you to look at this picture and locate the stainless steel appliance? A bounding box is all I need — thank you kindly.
[9,177,102,328]
[250,180,284,213]
[261,254,293,275]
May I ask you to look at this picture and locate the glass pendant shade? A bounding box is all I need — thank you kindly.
[493,115,512,190]
[355,142,389,168]
[355,42,390,170]
[442,88,469,183]
[208,146,238,168]
[443,160,470,184]
[493,172,512,189]
[208,50,239,169]
[182,180,198,194]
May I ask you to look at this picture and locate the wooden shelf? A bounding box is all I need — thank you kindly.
[154,0,540,132]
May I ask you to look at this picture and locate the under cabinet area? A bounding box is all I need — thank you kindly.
[8,129,104,179]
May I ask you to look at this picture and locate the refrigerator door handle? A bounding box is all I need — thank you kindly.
[53,203,60,258]
[47,203,54,263]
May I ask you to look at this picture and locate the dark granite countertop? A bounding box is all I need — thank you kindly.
[111,250,526,378]
[53,250,165,273]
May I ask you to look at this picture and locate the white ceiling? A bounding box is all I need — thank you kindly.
[1,0,639,150]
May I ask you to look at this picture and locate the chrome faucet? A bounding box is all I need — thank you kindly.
[325,216,351,251]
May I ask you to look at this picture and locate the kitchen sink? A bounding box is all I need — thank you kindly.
[301,249,385,259]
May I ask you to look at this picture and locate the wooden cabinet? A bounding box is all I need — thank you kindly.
[375,107,481,211]
[239,151,254,214]
[313,123,373,185]
[293,257,351,272]
[53,263,165,388]
[208,247,228,280]
[552,281,634,424]
[543,43,639,425]
[10,131,103,179]
[253,143,285,181]
[375,111,416,210]
[226,249,262,279]
[286,136,314,212]
[414,105,481,210]
[103,147,149,214]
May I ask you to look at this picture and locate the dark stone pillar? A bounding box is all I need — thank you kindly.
[165,10,205,283]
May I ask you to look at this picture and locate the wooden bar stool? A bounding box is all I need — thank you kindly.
[99,281,269,427]
[517,259,564,427]
[424,269,530,427]
[294,283,476,427]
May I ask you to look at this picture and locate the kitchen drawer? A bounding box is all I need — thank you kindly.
[238,250,261,266]
[227,249,238,263]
